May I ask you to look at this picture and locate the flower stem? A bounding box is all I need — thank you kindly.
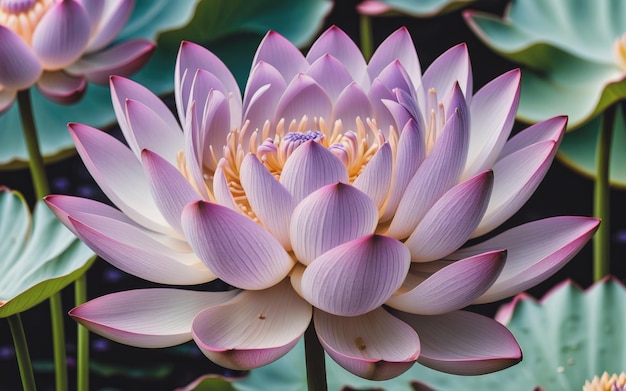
[75,272,89,391]
[17,89,67,391]
[593,103,616,281]
[359,14,374,61]
[304,321,327,391]
[8,314,37,391]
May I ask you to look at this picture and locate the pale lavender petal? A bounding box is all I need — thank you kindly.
[32,0,91,69]
[252,31,308,81]
[86,0,133,51]
[36,71,86,104]
[314,308,419,380]
[405,170,493,262]
[0,88,16,113]
[191,86,231,173]
[182,201,295,290]
[301,234,410,316]
[290,183,378,265]
[386,250,505,314]
[274,74,332,125]
[242,62,286,141]
[306,54,354,102]
[368,27,421,89]
[280,140,348,203]
[192,280,311,370]
[306,26,369,88]
[395,310,521,374]
[70,288,238,348]
[352,143,393,211]
[0,26,42,89]
[499,116,566,158]
[67,39,155,84]
[212,163,238,211]
[77,0,104,30]
[333,83,375,132]
[381,98,414,137]
[422,44,472,103]
[452,217,600,303]
[376,60,416,98]
[240,154,296,249]
[387,105,469,239]
[463,70,520,179]
[367,79,397,136]
[183,101,211,200]
[473,141,558,238]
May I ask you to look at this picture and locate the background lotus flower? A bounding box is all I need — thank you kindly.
[0,0,332,170]
[46,26,598,380]
[464,0,626,185]
[358,0,475,17]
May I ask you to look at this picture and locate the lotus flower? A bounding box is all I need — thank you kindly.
[0,0,154,112]
[46,26,599,380]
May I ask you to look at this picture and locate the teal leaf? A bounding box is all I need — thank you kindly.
[0,189,95,317]
[360,0,476,17]
[0,0,332,170]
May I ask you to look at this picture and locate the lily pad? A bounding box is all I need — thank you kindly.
[0,0,332,170]
[213,278,626,390]
[358,0,476,17]
[0,189,95,317]
[465,0,626,129]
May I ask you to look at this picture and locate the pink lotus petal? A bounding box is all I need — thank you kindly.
[314,308,419,380]
[68,39,155,84]
[187,69,228,133]
[274,74,332,126]
[290,183,378,265]
[395,310,521,375]
[36,70,86,104]
[192,280,311,370]
[70,288,238,348]
[368,27,421,88]
[405,170,493,262]
[0,26,42,89]
[242,62,286,142]
[182,200,295,290]
[69,123,172,234]
[183,101,211,200]
[387,101,469,239]
[240,154,295,249]
[473,140,558,238]
[76,0,103,31]
[280,140,348,203]
[333,82,375,132]
[381,119,424,221]
[243,61,285,111]
[422,44,472,104]
[352,143,393,210]
[454,217,600,303]
[212,163,238,211]
[463,70,520,179]
[381,97,414,137]
[367,79,397,136]
[376,60,416,99]
[0,88,16,113]
[68,212,215,285]
[86,0,133,51]
[141,150,201,235]
[357,0,392,15]
[306,26,369,88]
[301,234,410,316]
[305,54,354,102]
[32,0,91,70]
[175,41,241,127]
[252,30,308,82]
[499,116,566,158]
[386,250,506,314]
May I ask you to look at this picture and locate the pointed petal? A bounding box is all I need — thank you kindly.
[368,27,421,88]
[70,288,238,348]
[368,79,397,135]
[32,0,91,69]
[290,183,378,265]
[0,26,42,89]
[182,201,295,290]
[387,250,505,314]
[376,60,416,98]
[242,62,286,141]
[454,217,600,303]
[352,143,393,211]
[314,308,419,380]
[301,234,410,316]
[499,116,566,158]
[305,54,354,102]
[240,154,295,249]
[252,31,308,82]
[405,170,494,262]
[333,83,375,132]
[36,71,86,104]
[212,163,238,211]
[85,0,133,51]
[422,44,472,103]
[395,310,521,375]
[274,74,332,125]
[192,280,311,370]
[280,140,348,203]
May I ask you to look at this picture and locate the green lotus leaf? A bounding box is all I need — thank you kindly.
[0,0,332,170]
[226,278,626,390]
[358,0,475,17]
[0,189,95,318]
[465,0,626,129]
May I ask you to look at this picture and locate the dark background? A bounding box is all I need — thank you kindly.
[1,0,622,389]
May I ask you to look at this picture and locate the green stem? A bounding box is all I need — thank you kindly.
[359,14,374,61]
[75,273,89,391]
[304,322,327,391]
[593,104,616,281]
[8,315,37,391]
[17,89,67,391]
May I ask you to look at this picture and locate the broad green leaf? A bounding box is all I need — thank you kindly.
[0,189,95,317]
[179,375,240,391]
[359,0,475,17]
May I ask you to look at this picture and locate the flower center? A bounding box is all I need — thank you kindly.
[0,0,55,44]
[583,372,626,391]
[614,33,626,72]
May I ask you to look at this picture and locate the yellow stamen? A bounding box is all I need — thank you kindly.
[0,0,55,44]
[583,372,626,391]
